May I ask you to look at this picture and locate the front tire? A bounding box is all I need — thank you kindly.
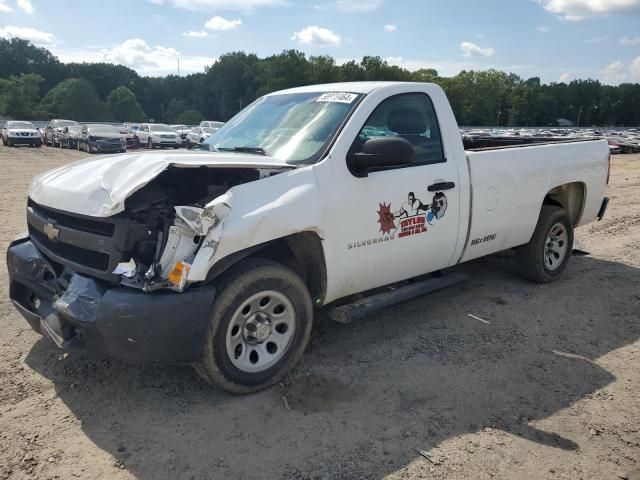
[197,258,313,394]
[515,205,574,283]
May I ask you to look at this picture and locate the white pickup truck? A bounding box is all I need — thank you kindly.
[7,82,610,393]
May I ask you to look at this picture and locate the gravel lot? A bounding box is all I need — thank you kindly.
[0,145,639,480]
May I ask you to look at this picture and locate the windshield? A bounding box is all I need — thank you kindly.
[88,125,120,135]
[150,124,173,132]
[7,121,35,129]
[66,126,82,133]
[203,91,363,164]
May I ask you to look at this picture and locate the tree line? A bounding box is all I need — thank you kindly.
[1,38,639,127]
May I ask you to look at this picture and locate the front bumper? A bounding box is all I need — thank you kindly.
[8,136,41,145]
[88,142,126,152]
[7,238,216,364]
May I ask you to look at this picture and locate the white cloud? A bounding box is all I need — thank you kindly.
[600,60,628,84]
[335,0,383,13]
[0,1,11,12]
[621,36,640,45]
[383,24,397,32]
[537,25,550,32]
[460,41,495,57]
[54,38,217,76]
[632,56,640,79]
[537,0,640,21]
[292,25,341,47]
[204,16,242,30]
[0,25,56,46]
[16,0,34,14]
[182,30,209,37]
[161,0,287,12]
[559,72,572,82]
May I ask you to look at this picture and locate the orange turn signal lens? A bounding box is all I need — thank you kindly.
[167,261,190,285]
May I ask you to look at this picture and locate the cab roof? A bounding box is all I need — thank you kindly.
[269,81,433,96]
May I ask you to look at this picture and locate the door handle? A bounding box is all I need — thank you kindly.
[428,181,456,192]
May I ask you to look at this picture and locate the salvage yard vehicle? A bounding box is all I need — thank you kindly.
[185,126,215,148]
[77,124,127,154]
[136,123,182,149]
[200,120,225,130]
[58,125,83,149]
[44,119,79,147]
[1,120,42,147]
[7,82,610,394]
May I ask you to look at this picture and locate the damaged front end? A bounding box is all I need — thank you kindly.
[117,202,230,293]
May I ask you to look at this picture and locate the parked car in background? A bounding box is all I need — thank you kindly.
[199,121,225,130]
[77,124,127,154]
[185,126,215,148]
[170,124,192,147]
[136,123,182,149]
[1,121,42,147]
[59,125,83,149]
[117,125,140,149]
[45,119,79,147]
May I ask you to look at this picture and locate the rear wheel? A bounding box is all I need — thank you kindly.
[196,258,313,394]
[515,205,574,283]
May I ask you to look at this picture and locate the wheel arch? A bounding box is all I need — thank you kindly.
[542,181,586,227]
[203,231,327,305]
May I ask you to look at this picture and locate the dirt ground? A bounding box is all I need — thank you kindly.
[0,144,638,480]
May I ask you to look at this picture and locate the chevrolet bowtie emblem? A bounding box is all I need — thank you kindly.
[43,223,60,242]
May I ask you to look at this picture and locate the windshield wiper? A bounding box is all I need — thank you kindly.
[216,146,266,156]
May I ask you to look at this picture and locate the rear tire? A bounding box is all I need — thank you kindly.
[515,205,574,283]
[196,258,313,394]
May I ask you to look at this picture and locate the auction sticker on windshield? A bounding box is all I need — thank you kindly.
[316,92,358,104]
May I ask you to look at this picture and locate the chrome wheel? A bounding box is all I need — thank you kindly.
[545,222,568,271]
[225,290,296,373]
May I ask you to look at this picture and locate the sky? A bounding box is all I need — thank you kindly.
[1,0,639,84]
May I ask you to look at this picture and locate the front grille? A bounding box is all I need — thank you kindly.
[29,227,110,271]
[28,200,115,237]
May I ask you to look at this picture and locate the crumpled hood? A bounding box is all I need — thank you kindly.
[29,151,291,217]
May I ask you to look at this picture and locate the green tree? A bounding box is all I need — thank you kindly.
[0,74,43,119]
[37,78,107,121]
[165,99,187,123]
[107,86,146,122]
[175,109,204,125]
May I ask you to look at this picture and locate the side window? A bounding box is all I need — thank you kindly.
[356,93,445,166]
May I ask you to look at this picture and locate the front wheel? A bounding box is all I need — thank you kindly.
[515,205,574,283]
[196,258,313,394]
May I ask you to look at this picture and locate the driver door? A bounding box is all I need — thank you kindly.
[321,92,461,301]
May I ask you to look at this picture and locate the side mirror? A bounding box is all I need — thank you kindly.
[348,137,415,178]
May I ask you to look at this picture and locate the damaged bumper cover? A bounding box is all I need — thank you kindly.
[7,238,216,363]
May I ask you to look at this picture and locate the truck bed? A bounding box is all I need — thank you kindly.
[459,138,610,264]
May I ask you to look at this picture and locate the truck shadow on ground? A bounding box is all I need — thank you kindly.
[25,253,640,479]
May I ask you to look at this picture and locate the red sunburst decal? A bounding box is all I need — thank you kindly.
[377,203,396,234]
